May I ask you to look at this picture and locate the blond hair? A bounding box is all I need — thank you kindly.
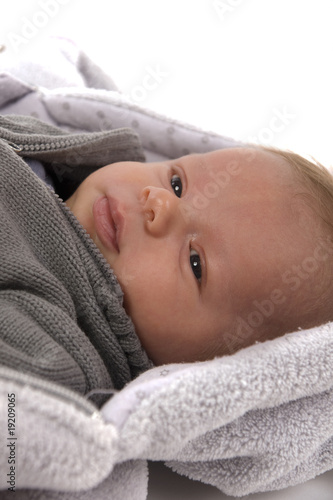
[258,145,333,236]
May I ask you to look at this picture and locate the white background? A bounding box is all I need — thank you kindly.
[1,0,333,167]
[1,1,333,498]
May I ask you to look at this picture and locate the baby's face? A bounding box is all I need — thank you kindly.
[66,147,317,364]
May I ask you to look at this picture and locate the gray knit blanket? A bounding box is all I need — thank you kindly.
[0,37,332,499]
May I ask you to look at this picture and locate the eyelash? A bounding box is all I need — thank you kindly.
[170,172,202,284]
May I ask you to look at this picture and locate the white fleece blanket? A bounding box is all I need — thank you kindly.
[0,37,332,499]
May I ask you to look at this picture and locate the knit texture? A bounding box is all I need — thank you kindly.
[0,115,152,397]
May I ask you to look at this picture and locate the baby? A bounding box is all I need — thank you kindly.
[65,146,333,365]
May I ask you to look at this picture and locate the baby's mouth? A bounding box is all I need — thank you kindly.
[92,196,121,253]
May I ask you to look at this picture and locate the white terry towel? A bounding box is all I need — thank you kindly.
[102,323,333,496]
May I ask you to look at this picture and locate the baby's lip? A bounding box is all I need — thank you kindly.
[93,195,124,253]
[108,196,124,250]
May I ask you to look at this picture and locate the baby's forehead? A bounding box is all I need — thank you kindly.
[183,147,295,194]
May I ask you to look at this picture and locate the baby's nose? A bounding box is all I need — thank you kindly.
[141,186,179,236]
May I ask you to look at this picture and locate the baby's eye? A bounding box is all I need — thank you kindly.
[170,174,183,198]
[190,249,202,283]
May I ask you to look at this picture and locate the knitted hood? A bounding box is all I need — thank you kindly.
[0,114,152,397]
